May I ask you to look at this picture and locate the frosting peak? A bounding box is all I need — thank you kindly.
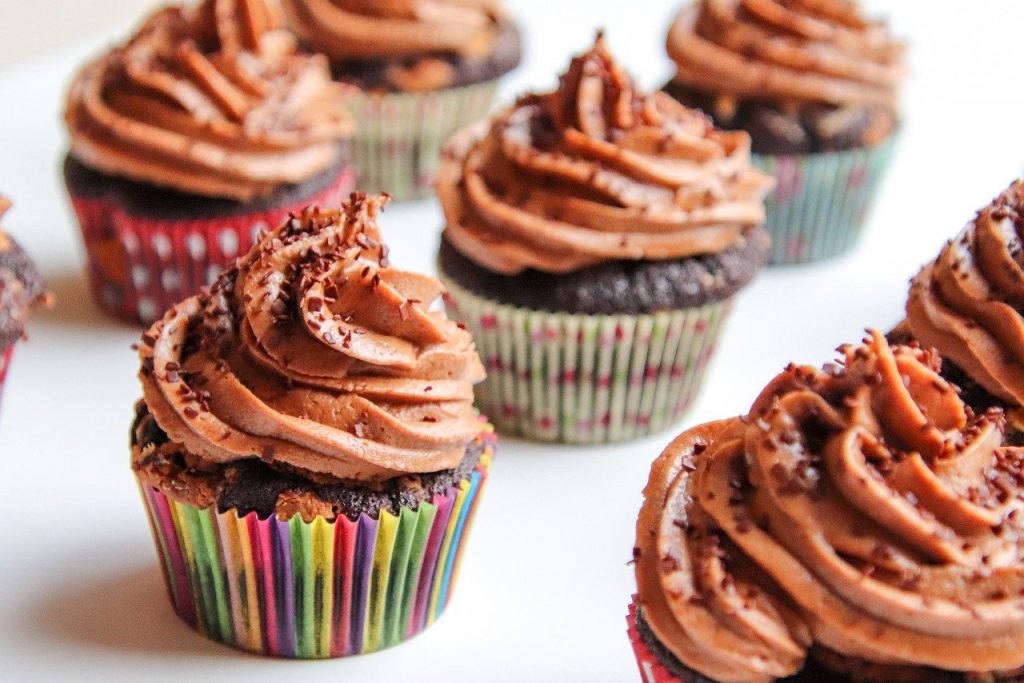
[66,0,353,201]
[636,331,1024,681]
[139,193,486,482]
[438,35,774,275]
[908,180,1024,408]
[667,0,905,110]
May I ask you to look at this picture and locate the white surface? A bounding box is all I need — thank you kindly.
[1,2,1024,681]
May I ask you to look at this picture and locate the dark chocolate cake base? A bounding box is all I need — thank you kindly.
[329,20,522,92]
[63,145,352,221]
[131,402,484,523]
[662,81,896,156]
[438,229,770,316]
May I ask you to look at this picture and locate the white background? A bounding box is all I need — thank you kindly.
[1,2,1023,681]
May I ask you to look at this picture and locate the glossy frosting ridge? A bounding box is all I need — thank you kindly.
[438,35,773,275]
[139,193,486,483]
[636,331,1024,681]
[66,0,352,201]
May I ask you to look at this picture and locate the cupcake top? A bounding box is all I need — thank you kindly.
[908,180,1024,408]
[437,35,774,276]
[0,199,47,354]
[65,0,353,202]
[635,330,1024,681]
[666,0,905,113]
[138,192,486,483]
[281,0,519,91]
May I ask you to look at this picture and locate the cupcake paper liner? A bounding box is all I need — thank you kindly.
[0,346,12,412]
[754,136,896,265]
[137,427,494,658]
[440,275,732,444]
[627,598,681,683]
[347,81,498,201]
[70,166,355,325]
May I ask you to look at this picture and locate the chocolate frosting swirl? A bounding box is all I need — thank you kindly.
[138,193,486,483]
[908,180,1024,408]
[635,331,1024,681]
[667,0,905,111]
[438,35,773,275]
[281,0,507,63]
[66,0,353,202]
[0,199,47,352]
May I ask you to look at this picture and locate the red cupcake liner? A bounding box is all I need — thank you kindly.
[0,346,13,412]
[627,597,683,683]
[70,166,355,324]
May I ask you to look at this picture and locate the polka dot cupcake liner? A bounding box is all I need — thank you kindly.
[754,136,897,265]
[69,166,355,325]
[347,81,499,202]
[137,425,495,658]
[440,274,732,444]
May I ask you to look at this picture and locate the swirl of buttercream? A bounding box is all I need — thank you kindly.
[437,35,773,275]
[138,193,486,483]
[0,198,48,352]
[908,180,1024,408]
[635,331,1024,682]
[66,0,353,202]
[666,0,905,111]
[281,0,507,63]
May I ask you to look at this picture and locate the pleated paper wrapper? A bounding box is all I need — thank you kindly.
[138,428,495,658]
[347,81,498,201]
[69,166,355,325]
[627,598,684,683]
[754,136,896,265]
[0,346,12,412]
[441,275,732,444]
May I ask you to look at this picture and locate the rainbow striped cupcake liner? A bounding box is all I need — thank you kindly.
[754,136,897,264]
[0,346,12,413]
[69,166,355,325]
[347,81,499,202]
[137,430,494,658]
[441,276,732,444]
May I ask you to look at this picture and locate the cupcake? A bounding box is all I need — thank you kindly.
[132,193,493,657]
[665,0,905,264]
[65,0,355,324]
[281,0,521,200]
[906,180,1024,427]
[0,199,47,411]
[631,330,1024,682]
[437,36,774,444]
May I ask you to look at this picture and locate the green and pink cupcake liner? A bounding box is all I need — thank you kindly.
[347,81,498,202]
[441,276,732,444]
[137,427,495,658]
[69,166,355,325]
[755,136,897,264]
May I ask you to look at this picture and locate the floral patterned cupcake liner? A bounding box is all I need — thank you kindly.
[754,136,897,265]
[347,81,499,202]
[69,166,355,325]
[0,346,12,413]
[626,598,683,683]
[137,426,495,658]
[440,275,732,444]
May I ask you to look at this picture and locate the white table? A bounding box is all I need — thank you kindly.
[2,2,1023,681]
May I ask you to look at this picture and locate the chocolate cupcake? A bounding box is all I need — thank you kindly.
[281,0,521,200]
[665,0,905,263]
[0,199,47,412]
[65,0,355,324]
[631,330,1024,682]
[905,179,1024,434]
[437,36,773,443]
[133,193,494,657]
